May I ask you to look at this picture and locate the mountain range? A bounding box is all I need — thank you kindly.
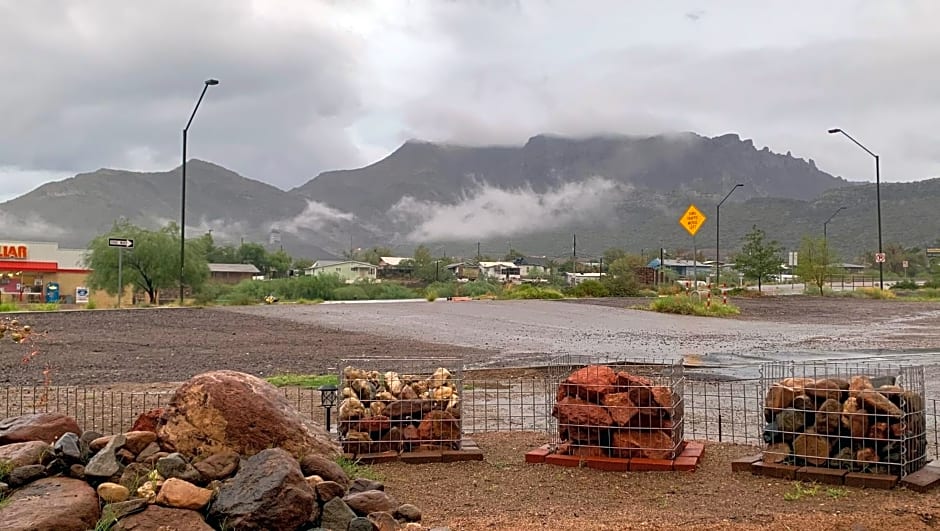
[2,132,936,262]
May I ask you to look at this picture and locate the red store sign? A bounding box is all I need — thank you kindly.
[1,245,28,259]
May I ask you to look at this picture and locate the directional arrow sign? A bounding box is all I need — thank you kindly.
[108,238,135,248]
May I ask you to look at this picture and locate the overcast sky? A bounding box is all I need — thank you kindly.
[1,0,938,202]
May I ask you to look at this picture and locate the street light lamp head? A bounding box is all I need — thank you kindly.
[827,128,842,134]
[205,79,220,86]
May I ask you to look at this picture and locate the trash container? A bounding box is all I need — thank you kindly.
[45,282,60,303]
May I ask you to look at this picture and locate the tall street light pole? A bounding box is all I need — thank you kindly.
[716,183,744,284]
[823,206,846,244]
[828,128,883,290]
[180,78,219,304]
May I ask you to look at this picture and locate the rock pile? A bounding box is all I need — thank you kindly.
[0,371,433,530]
[551,364,683,459]
[338,366,461,454]
[762,374,927,474]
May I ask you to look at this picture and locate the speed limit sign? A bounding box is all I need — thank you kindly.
[875,253,886,263]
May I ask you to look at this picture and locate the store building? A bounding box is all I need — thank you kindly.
[0,240,115,306]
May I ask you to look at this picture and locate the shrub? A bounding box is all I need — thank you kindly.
[425,282,457,298]
[501,284,563,300]
[649,294,740,317]
[332,286,369,300]
[566,280,609,298]
[425,290,438,302]
[85,300,98,310]
[357,282,416,300]
[891,279,919,290]
[602,275,640,297]
[460,280,502,298]
[637,289,659,297]
[193,282,234,305]
[835,287,896,300]
[0,303,18,312]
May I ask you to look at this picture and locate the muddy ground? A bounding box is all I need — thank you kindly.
[3,297,940,530]
[2,296,938,387]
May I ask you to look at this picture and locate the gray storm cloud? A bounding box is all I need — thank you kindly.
[278,201,357,233]
[0,212,65,240]
[390,177,628,242]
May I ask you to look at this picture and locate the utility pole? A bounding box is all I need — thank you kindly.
[572,234,577,274]
[476,242,481,262]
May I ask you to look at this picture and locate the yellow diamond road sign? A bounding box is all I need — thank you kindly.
[679,204,707,236]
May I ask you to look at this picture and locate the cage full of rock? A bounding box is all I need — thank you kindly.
[337,358,467,458]
[540,358,688,467]
[760,362,928,478]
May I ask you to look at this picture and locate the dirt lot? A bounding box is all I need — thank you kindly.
[2,298,940,530]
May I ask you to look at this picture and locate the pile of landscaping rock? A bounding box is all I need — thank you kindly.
[0,370,435,530]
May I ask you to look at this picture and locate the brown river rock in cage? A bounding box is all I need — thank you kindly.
[859,389,903,417]
[841,397,869,439]
[356,416,391,434]
[763,442,791,464]
[857,447,879,464]
[814,398,842,435]
[765,381,811,421]
[370,402,386,417]
[399,385,418,401]
[559,365,618,401]
[417,410,460,441]
[602,393,640,426]
[848,375,874,396]
[869,422,890,440]
[792,429,833,466]
[609,429,675,460]
[775,409,806,437]
[792,394,815,411]
[804,379,845,402]
[553,396,613,429]
[339,397,366,422]
[429,367,452,389]
[384,399,435,420]
[615,371,653,389]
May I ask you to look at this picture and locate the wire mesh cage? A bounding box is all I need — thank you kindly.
[337,357,464,455]
[547,355,685,460]
[760,361,927,477]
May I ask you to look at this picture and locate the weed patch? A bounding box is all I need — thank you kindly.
[649,294,740,317]
[266,373,338,389]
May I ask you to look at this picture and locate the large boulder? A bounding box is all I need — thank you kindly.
[0,413,81,445]
[157,370,339,459]
[0,440,51,468]
[208,447,316,530]
[114,505,213,531]
[0,477,99,531]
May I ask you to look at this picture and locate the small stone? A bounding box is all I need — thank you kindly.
[316,480,347,502]
[0,481,9,497]
[300,454,350,488]
[0,440,52,468]
[405,524,426,530]
[369,510,402,531]
[344,490,399,516]
[155,477,213,511]
[113,504,213,531]
[394,503,423,523]
[97,482,130,503]
[192,450,239,481]
[89,435,113,452]
[348,477,384,493]
[7,464,47,488]
[119,462,152,492]
[140,451,169,467]
[156,453,201,483]
[116,449,136,463]
[0,412,81,445]
[102,498,148,521]
[53,432,82,462]
[349,516,376,531]
[134,442,161,463]
[85,433,127,480]
[321,497,357,531]
[79,430,103,461]
[123,431,158,455]
[69,463,85,479]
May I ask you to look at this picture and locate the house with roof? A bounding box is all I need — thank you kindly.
[647,258,710,278]
[378,256,413,278]
[565,272,606,286]
[446,262,479,281]
[513,256,552,277]
[479,261,521,281]
[305,260,377,283]
[208,263,261,284]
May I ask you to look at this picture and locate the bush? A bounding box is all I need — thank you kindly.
[193,282,234,305]
[602,275,640,297]
[228,274,344,303]
[0,303,18,312]
[637,289,658,297]
[460,280,502,298]
[426,290,438,302]
[835,287,896,300]
[425,282,458,298]
[891,279,919,290]
[332,286,369,300]
[356,282,416,300]
[566,280,609,298]
[501,284,563,300]
[649,294,740,317]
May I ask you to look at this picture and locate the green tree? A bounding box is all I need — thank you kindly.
[409,245,454,283]
[734,225,782,292]
[267,249,293,278]
[602,248,627,266]
[602,256,640,296]
[293,257,314,270]
[503,248,525,262]
[796,236,840,295]
[86,221,209,303]
[237,242,269,274]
